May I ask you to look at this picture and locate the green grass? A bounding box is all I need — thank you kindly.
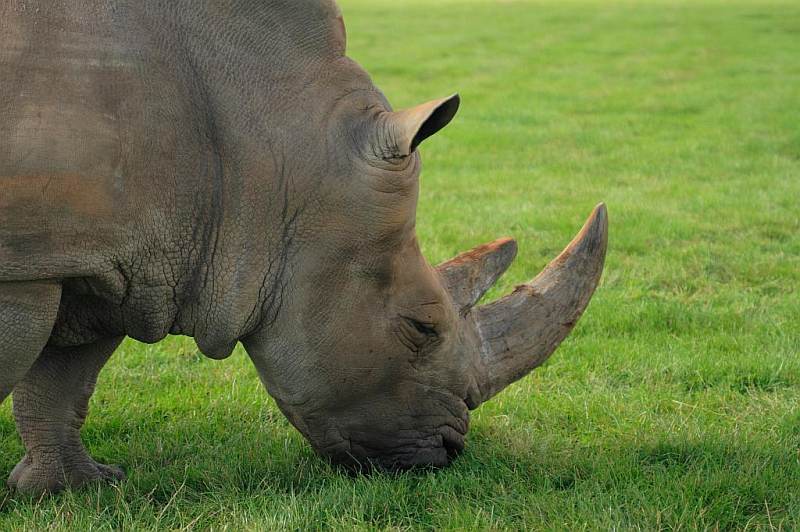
[2,0,799,529]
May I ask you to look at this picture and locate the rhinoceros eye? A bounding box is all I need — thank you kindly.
[396,316,439,352]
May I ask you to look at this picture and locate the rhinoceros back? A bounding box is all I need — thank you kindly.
[1,0,344,282]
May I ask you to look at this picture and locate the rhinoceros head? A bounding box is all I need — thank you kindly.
[241,34,607,471]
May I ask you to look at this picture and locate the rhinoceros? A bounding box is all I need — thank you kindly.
[0,0,607,494]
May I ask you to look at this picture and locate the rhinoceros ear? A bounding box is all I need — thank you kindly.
[374,94,460,160]
[333,13,347,53]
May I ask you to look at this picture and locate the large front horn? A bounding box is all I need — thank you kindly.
[473,203,608,403]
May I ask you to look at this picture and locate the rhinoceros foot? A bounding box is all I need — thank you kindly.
[7,454,125,495]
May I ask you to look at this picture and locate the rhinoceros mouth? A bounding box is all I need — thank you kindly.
[319,419,467,472]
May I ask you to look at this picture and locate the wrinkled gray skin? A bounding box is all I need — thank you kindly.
[0,0,607,494]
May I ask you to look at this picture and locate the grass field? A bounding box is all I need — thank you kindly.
[2,0,799,529]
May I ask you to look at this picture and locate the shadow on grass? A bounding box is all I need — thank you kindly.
[1,413,797,531]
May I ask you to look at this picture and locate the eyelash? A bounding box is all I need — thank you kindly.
[407,318,437,337]
[397,316,439,351]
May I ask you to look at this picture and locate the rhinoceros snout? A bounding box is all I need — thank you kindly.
[321,426,465,473]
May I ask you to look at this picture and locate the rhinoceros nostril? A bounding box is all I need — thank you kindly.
[440,426,465,458]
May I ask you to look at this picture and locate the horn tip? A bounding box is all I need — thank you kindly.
[580,202,609,249]
[554,202,608,266]
[590,202,607,227]
[494,236,518,256]
[594,201,607,215]
[489,237,518,270]
[593,202,607,226]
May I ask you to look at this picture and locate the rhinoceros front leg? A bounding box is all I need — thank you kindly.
[0,281,62,403]
[7,336,124,494]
